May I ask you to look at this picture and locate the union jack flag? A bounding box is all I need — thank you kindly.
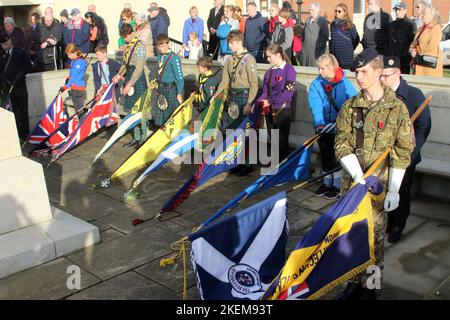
[52,83,119,161]
[27,93,68,145]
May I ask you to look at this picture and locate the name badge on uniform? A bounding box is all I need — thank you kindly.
[127,86,135,96]
[227,101,240,120]
[157,94,169,110]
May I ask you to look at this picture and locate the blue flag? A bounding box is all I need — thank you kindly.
[261,176,383,300]
[189,192,288,300]
[201,137,312,228]
[131,131,198,188]
[161,111,260,213]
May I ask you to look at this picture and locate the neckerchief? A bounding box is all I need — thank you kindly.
[158,50,174,78]
[124,36,140,66]
[230,49,248,87]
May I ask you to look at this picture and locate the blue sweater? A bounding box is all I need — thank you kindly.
[63,58,87,91]
[308,70,358,129]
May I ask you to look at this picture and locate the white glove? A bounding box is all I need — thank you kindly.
[340,154,366,185]
[384,167,406,211]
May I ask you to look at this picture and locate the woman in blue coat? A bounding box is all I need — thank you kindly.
[329,3,360,70]
[182,6,204,58]
[307,53,357,199]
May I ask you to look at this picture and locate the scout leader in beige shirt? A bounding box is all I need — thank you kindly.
[214,31,259,122]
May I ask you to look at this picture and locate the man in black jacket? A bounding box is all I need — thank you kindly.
[207,0,224,60]
[362,0,391,55]
[40,9,62,71]
[381,56,432,243]
[387,2,416,74]
[0,32,33,141]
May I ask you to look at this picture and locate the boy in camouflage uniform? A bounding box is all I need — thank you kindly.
[334,48,415,300]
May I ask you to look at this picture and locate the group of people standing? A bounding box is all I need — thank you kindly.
[186,0,444,78]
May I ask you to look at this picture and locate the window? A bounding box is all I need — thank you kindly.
[245,0,273,17]
[354,0,364,15]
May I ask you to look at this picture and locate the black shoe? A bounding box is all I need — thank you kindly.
[236,165,253,177]
[334,282,363,300]
[324,187,340,200]
[361,288,377,300]
[388,230,402,243]
[229,165,242,175]
[314,184,330,197]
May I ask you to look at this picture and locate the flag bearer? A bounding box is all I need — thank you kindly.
[60,43,88,112]
[113,23,147,147]
[308,53,358,200]
[255,43,297,162]
[380,56,431,243]
[334,48,415,300]
[193,56,220,114]
[213,30,258,176]
[152,33,184,127]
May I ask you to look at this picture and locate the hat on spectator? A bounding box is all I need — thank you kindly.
[383,56,401,69]
[350,48,379,71]
[0,32,10,44]
[393,2,407,10]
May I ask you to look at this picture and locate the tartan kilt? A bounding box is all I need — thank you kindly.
[152,82,179,126]
[225,89,249,129]
[123,66,147,113]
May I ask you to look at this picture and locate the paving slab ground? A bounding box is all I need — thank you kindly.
[1,134,449,300]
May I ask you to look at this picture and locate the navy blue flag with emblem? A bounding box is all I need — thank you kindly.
[261,177,383,300]
[188,192,288,300]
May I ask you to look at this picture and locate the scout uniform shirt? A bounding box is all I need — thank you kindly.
[194,70,220,113]
[216,50,259,106]
[152,50,184,126]
[335,86,415,193]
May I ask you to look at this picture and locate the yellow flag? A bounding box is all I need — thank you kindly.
[111,95,195,181]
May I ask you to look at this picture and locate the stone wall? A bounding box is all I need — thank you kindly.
[26,56,450,199]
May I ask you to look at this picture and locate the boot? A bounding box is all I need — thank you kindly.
[360,288,377,300]
[334,282,363,300]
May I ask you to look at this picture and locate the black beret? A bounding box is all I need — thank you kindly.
[0,32,10,44]
[383,56,401,69]
[350,48,380,71]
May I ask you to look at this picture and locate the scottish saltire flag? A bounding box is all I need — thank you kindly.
[92,112,143,163]
[161,111,261,214]
[202,144,311,227]
[131,131,199,189]
[261,177,383,300]
[27,94,68,145]
[52,83,118,161]
[189,192,288,300]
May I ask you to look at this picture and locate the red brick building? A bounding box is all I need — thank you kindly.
[234,0,449,25]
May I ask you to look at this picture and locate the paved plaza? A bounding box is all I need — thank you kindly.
[0,131,449,300]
